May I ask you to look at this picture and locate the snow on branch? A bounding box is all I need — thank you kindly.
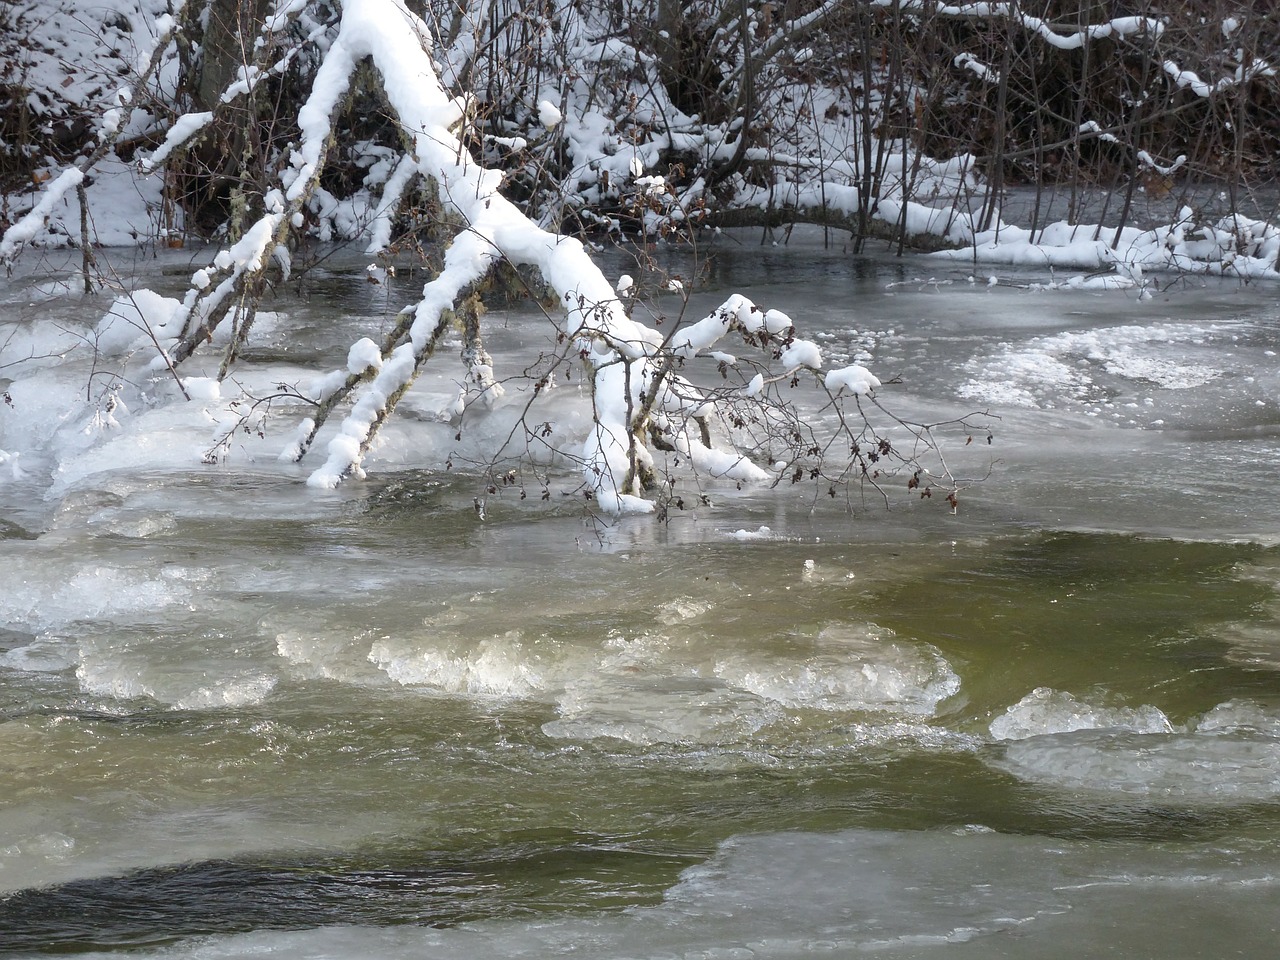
[281,0,908,513]
[953,52,997,83]
[0,169,86,264]
[873,1,1164,49]
[299,0,671,501]
[1162,57,1277,98]
[365,155,422,255]
[1136,150,1186,178]
[139,112,215,174]
[166,208,286,371]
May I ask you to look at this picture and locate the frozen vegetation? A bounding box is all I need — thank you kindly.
[2,1,1279,510]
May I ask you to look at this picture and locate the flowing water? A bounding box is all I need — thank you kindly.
[2,235,1280,958]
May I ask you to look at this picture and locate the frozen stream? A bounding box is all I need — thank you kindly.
[2,237,1280,958]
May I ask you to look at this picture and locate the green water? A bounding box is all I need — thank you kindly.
[4,499,1279,954]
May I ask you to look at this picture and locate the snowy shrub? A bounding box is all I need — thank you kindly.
[2,0,999,515]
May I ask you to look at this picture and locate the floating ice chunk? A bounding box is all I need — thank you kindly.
[276,629,385,684]
[995,727,1280,800]
[654,596,714,624]
[369,633,546,698]
[169,675,278,710]
[716,627,960,716]
[725,525,772,541]
[0,562,193,632]
[63,602,283,710]
[958,322,1225,410]
[542,674,778,745]
[989,690,1280,800]
[1196,699,1280,738]
[990,687,1174,740]
[0,637,78,672]
[75,643,278,709]
[1101,353,1218,389]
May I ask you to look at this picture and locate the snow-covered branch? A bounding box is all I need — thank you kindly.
[1162,56,1277,98]
[872,2,1163,50]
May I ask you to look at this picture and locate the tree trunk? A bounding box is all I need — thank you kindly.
[185,0,274,235]
[196,0,273,112]
[654,0,684,96]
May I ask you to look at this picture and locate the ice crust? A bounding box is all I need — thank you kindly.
[34,827,1277,959]
[273,614,963,747]
[958,322,1227,411]
[989,687,1280,801]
